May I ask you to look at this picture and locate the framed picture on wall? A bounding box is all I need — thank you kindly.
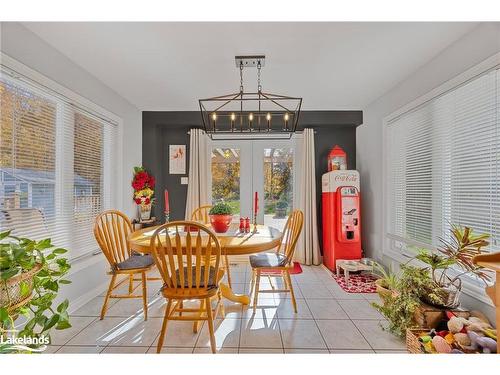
[169,145,186,174]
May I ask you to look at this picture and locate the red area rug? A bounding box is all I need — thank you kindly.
[263,262,303,275]
[333,272,378,293]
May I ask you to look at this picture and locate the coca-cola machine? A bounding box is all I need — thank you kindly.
[321,170,362,271]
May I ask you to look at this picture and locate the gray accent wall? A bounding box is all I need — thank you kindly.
[142,111,362,253]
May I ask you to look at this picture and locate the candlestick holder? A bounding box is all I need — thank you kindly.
[252,212,258,233]
[164,211,170,223]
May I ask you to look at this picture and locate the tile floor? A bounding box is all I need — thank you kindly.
[45,264,406,354]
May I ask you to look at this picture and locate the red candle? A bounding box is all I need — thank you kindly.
[254,191,258,215]
[164,189,169,213]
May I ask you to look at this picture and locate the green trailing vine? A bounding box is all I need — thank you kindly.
[0,230,71,353]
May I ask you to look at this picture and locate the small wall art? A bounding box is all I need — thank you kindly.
[169,144,186,174]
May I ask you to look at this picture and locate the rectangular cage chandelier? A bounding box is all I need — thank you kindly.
[199,55,302,139]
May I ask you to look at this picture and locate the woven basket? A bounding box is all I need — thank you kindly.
[375,279,393,303]
[406,328,430,354]
[0,263,42,310]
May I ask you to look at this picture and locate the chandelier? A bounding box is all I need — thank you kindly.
[199,55,302,139]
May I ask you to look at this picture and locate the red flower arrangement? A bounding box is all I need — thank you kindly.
[132,166,155,206]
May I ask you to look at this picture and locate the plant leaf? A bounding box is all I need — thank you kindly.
[43,314,60,332]
[0,231,11,240]
[57,299,69,313]
[52,248,68,254]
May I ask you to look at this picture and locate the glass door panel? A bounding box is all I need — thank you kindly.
[263,148,294,231]
[211,147,241,216]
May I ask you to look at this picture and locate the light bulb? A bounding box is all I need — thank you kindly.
[284,113,289,121]
[211,113,217,121]
[249,113,254,121]
[230,113,236,121]
[266,113,271,121]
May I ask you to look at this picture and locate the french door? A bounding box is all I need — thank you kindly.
[209,137,301,231]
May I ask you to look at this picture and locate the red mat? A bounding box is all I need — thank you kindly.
[332,273,378,293]
[263,262,303,275]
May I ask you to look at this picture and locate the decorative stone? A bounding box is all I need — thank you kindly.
[432,335,452,353]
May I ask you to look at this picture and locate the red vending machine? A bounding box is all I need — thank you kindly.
[321,170,362,271]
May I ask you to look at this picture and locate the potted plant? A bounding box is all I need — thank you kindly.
[415,225,490,308]
[372,264,446,337]
[275,199,288,218]
[208,202,233,233]
[132,166,156,220]
[371,225,490,337]
[0,230,72,353]
[372,262,398,303]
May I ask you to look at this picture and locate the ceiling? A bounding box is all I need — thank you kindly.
[22,22,478,111]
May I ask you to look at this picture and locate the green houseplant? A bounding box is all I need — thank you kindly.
[275,199,289,218]
[208,202,233,233]
[372,264,446,337]
[371,225,490,337]
[415,225,490,308]
[372,262,398,302]
[0,230,72,353]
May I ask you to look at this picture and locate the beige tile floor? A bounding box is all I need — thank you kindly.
[45,264,406,354]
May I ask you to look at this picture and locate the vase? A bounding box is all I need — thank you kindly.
[209,214,232,233]
[138,203,152,221]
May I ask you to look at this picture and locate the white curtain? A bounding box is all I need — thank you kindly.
[185,129,210,219]
[295,128,321,265]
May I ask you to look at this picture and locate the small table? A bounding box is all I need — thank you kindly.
[336,259,373,287]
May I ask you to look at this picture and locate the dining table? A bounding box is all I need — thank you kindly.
[128,223,283,305]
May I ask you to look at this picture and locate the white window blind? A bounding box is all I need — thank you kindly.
[0,66,119,260]
[386,67,500,253]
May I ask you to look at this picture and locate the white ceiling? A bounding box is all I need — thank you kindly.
[22,22,478,111]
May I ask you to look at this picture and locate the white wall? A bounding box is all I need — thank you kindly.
[357,22,500,319]
[0,22,142,310]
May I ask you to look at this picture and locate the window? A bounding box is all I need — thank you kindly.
[386,67,500,254]
[0,62,119,260]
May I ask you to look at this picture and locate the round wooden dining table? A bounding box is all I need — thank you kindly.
[128,223,283,305]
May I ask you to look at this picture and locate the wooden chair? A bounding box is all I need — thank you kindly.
[249,210,304,313]
[150,221,224,354]
[94,210,154,320]
[190,205,212,224]
[191,205,233,287]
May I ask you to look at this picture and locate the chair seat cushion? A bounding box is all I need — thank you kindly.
[172,266,217,288]
[249,253,288,268]
[116,254,154,270]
